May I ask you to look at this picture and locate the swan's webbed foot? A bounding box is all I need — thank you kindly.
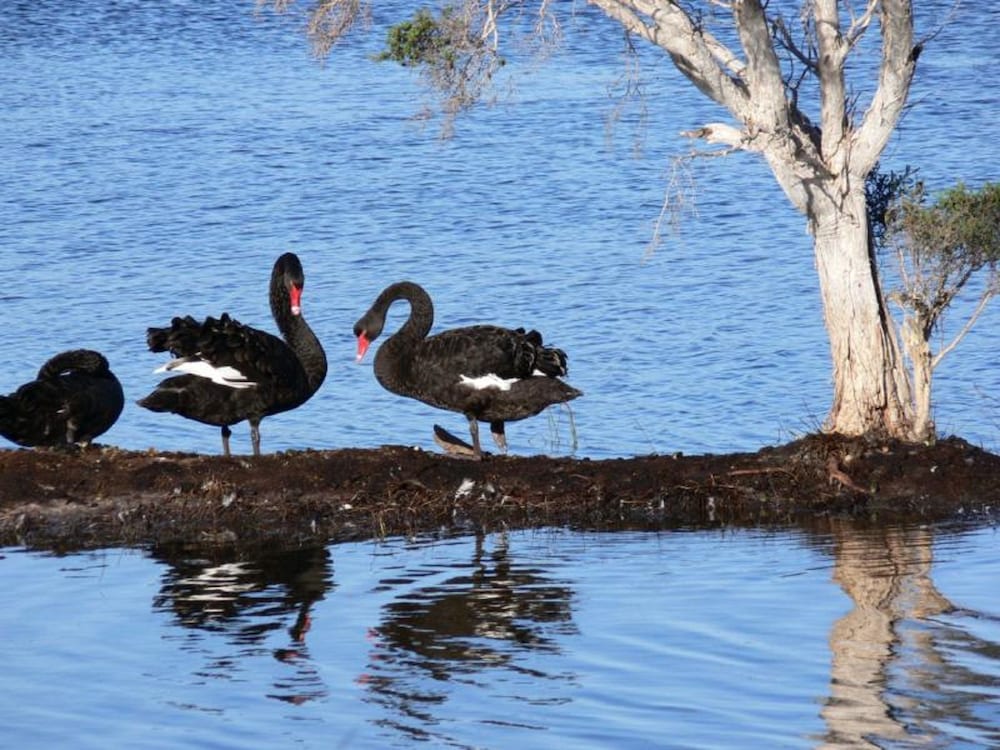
[433,424,484,461]
[41,441,81,455]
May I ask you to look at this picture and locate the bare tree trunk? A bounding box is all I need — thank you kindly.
[900,316,935,440]
[602,0,922,439]
[810,184,916,437]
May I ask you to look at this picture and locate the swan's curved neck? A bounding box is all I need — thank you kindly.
[38,350,110,380]
[377,281,434,343]
[271,278,327,391]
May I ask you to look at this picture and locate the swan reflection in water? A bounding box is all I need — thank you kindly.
[361,532,578,741]
[818,521,999,748]
[151,544,332,705]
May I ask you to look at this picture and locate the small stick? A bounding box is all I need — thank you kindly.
[826,455,869,494]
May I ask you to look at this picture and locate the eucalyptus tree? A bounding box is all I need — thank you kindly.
[267,0,935,440]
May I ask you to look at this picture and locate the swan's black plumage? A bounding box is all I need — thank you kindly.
[138,253,327,456]
[354,281,581,458]
[0,349,124,447]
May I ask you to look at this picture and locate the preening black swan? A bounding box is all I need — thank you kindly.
[138,252,327,456]
[354,281,581,459]
[0,349,124,447]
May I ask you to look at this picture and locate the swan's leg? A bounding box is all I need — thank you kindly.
[221,425,232,457]
[490,421,507,453]
[467,415,484,460]
[249,419,262,457]
[65,417,79,445]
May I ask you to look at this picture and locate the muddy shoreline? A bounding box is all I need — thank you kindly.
[1,434,997,552]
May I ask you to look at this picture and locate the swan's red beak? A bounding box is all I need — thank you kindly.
[356,333,371,363]
[289,285,302,316]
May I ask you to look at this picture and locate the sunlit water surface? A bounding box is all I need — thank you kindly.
[3,3,1000,748]
[1,0,998,459]
[2,524,999,749]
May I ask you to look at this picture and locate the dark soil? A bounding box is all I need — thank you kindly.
[1,434,998,552]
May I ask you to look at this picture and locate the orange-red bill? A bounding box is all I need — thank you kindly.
[356,332,371,363]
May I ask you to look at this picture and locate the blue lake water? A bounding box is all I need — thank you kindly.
[1,0,998,459]
[2,524,999,749]
[2,1,999,747]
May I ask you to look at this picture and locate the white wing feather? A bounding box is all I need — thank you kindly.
[458,373,519,392]
[155,358,257,389]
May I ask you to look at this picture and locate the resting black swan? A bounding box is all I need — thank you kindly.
[0,349,124,447]
[354,281,581,459]
[138,252,327,456]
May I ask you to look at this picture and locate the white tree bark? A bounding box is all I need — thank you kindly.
[587,0,921,437]
[811,185,915,437]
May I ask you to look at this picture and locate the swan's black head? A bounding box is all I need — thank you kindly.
[354,281,430,362]
[274,252,304,280]
[273,253,305,316]
[353,310,384,363]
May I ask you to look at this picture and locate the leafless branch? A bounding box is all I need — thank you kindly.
[604,32,649,156]
[771,15,817,75]
[733,0,788,133]
[260,0,368,58]
[852,0,918,174]
[645,156,698,260]
[589,0,749,112]
[932,290,997,369]
[680,122,747,149]
[844,0,879,47]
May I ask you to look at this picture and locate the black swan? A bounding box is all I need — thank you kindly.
[138,252,327,456]
[354,281,581,459]
[0,349,124,447]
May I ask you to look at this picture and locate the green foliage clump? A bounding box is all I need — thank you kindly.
[866,164,919,251]
[373,4,505,123]
[377,8,454,68]
[901,182,1000,268]
[868,167,1000,287]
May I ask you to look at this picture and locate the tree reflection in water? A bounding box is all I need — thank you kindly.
[820,521,999,748]
[361,532,578,741]
[151,545,332,705]
[143,525,999,745]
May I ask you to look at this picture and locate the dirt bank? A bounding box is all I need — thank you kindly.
[1,434,997,552]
